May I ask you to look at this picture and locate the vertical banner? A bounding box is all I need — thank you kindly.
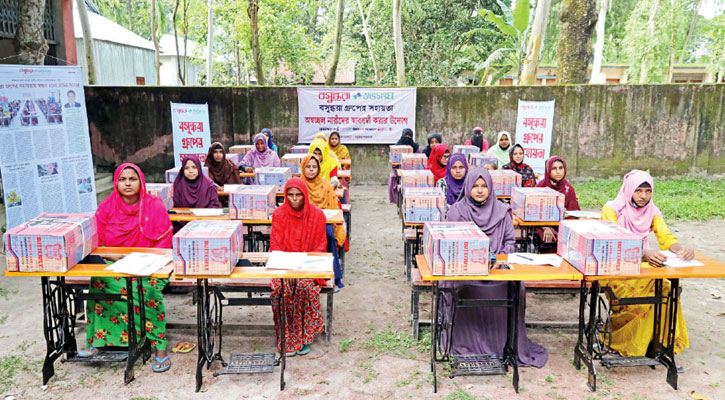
[297,87,416,144]
[170,102,211,167]
[0,65,97,229]
[515,100,555,176]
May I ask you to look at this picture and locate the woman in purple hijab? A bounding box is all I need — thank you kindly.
[172,155,221,231]
[439,167,548,368]
[436,152,468,207]
[241,133,281,172]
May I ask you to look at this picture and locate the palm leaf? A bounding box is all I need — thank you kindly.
[480,9,517,38]
[512,0,530,33]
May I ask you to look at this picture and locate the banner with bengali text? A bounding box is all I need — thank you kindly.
[514,100,555,176]
[171,102,211,167]
[297,87,416,144]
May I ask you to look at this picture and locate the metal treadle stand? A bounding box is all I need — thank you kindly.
[573,279,680,391]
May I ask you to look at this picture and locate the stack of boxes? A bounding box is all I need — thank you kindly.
[389,145,413,163]
[290,145,310,154]
[402,187,445,223]
[228,185,276,220]
[557,219,644,276]
[399,170,434,188]
[400,153,427,170]
[511,187,565,222]
[254,167,292,190]
[173,220,244,275]
[489,170,522,196]
[146,183,174,210]
[453,145,481,159]
[469,154,499,169]
[423,222,490,276]
[228,145,253,155]
[165,167,209,184]
[4,213,98,272]
[280,154,308,175]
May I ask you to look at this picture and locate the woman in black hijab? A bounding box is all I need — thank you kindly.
[422,133,442,158]
[396,128,419,153]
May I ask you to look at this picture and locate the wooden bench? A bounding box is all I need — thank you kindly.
[403,228,418,282]
[410,266,432,340]
[65,276,336,343]
[342,203,351,240]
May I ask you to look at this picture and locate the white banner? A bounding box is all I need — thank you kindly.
[515,100,555,176]
[170,102,211,167]
[297,87,416,144]
[0,65,97,229]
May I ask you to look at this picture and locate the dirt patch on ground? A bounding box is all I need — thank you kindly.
[1,184,724,399]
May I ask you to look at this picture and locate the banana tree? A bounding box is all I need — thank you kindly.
[474,0,531,85]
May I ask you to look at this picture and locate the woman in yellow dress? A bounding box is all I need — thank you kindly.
[601,170,694,356]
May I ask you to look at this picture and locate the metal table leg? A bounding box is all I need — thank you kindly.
[41,277,75,385]
[278,279,286,391]
[124,277,151,384]
[504,281,521,393]
[196,279,223,392]
[430,281,439,393]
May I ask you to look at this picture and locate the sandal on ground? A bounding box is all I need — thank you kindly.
[178,342,196,353]
[152,356,171,373]
[77,347,102,357]
[297,345,311,356]
[171,341,185,353]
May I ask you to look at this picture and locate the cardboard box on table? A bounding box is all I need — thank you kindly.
[228,185,276,220]
[399,170,434,188]
[423,221,490,276]
[228,145,252,155]
[4,213,98,272]
[146,183,174,210]
[280,154,307,175]
[489,170,521,196]
[225,153,244,167]
[254,167,292,190]
[400,153,427,170]
[469,154,499,169]
[453,145,481,159]
[173,220,244,275]
[290,145,310,154]
[389,145,413,163]
[165,167,209,184]
[557,219,643,276]
[511,187,565,222]
[402,187,445,223]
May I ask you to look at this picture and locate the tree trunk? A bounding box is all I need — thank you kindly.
[665,0,677,83]
[520,0,552,85]
[173,0,186,85]
[639,0,661,84]
[678,0,702,64]
[14,0,49,65]
[248,0,264,85]
[152,0,160,85]
[392,0,405,86]
[326,0,345,85]
[76,0,97,83]
[207,0,214,86]
[358,0,381,84]
[557,0,597,84]
[590,0,609,84]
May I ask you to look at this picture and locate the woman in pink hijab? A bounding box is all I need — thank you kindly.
[241,133,281,172]
[600,170,693,357]
[84,163,174,372]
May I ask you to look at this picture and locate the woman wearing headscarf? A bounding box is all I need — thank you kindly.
[439,168,547,367]
[301,155,346,289]
[242,133,281,172]
[270,178,327,356]
[396,128,419,153]
[260,128,278,153]
[85,163,174,372]
[486,131,513,167]
[173,155,221,231]
[535,156,580,244]
[327,131,350,161]
[426,144,450,183]
[308,137,341,188]
[204,142,241,186]
[464,127,489,152]
[600,170,693,357]
[422,133,442,158]
[502,144,537,187]
[436,152,468,208]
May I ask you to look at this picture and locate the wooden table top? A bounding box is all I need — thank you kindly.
[512,215,560,227]
[416,254,583,282]
[168,208,344,224]
[220,186,344,198]
[174,252,334,280]
[582,251,725,281]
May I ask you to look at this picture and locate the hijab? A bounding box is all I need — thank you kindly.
[486,131,512,167]
[270,178,328,253]
[427,144,450,183]
[261,128,277,153]
[301,155,346,247]
[604,170,662,241]
[396,128,419,153]
[309,137,340,181]
[470,127,489,152]
[328,131,350,160]
[443,153,468,205]
[446,168,513,253]
[242,133,281,168]
[173,155,221,208]
[205,142,241,185]
[536,156,580,211]
[95,163,172,248]
[422,133,442,158]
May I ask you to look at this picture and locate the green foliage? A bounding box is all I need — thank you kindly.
[339,337,354,352]
[0,342,41,394]
[362,327,429,359]
[575,177,725,222]
[445,383,475,400]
